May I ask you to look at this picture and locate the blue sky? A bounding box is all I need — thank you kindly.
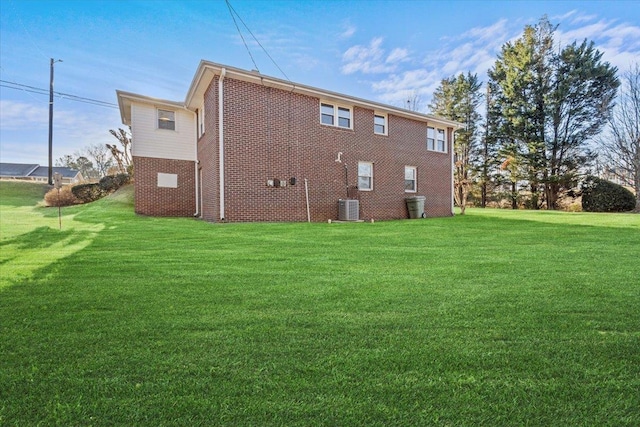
[1,0,639,165]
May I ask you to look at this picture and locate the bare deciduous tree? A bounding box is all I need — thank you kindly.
[600,64,640,212]
[85,143,112,178]
[107,127,132,175]
[404,90,422,112]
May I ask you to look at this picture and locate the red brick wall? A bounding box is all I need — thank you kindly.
[133,156,196,217]
[137,76,453,222]
[199,77,453,222]
[198,79,219,222]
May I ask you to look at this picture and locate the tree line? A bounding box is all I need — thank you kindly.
[56,128,132,181]
[429,16,639,213]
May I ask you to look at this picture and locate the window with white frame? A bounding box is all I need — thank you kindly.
[437,129,446,151]
[158,109,176,130]
[320,102,352,129]
[197,104,205,138]
[374,113,387,135]
[405,166,417,192]
[427,126,447,152]
[358,161,373,191]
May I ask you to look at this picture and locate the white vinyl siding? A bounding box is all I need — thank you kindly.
[131,103,196,161]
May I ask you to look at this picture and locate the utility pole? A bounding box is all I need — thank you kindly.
[48,58,62,185]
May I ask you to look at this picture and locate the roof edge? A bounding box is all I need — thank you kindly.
[184,60,464,129]
[116,90,185,125]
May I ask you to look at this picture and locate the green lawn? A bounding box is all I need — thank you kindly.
[1,180,639,426]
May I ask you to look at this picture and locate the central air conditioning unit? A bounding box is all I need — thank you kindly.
[338,199,359,221]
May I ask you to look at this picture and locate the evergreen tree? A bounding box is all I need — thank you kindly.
[429,72,482,214]
[488,16,619,209]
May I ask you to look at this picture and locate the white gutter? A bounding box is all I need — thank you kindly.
[194,145,199,218]
[218,68,226,221]
[451,128,455,216]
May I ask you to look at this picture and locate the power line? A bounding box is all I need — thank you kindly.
[225,0,260,73]
[0,79,118,109]
[225,0,290,82]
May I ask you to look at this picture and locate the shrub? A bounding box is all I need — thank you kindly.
[581,176,636,212]
[99,173,130,193]
[44,185,80,207]
[72,183,105,203]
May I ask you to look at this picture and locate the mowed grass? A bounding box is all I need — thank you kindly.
[1,181,639,426]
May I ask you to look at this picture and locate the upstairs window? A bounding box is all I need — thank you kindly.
[321,103,334,125]
[358,161,373,191]
[437,129,446,151]
[374,113,387,135]
[158,109,176,130]
[320,102,352,129]
[427,126,447,152]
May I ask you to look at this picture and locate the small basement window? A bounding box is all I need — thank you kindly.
[158,109,176,130]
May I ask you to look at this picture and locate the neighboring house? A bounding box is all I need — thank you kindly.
[117,60,462,222]
[0,163,83,184]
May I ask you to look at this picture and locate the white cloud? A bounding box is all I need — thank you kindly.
[386,48,410,64]
[341,37,410,75]
[0,100,71,130]
[458,18,510,44]
[360,19,515,109]
[570,13,598,25]
[340,23,356,39]
[556,19,640,72]
[343,13,640,112]
[0,99,121,163]
[342,37,388,74]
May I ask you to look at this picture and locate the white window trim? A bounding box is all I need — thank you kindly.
[157,108,176,131]
[374,112,388,136]
[405,166,417,193]
[358,161,373,191]
[197,103,205,138]
[320,101,353,130]
[427,126,447,153]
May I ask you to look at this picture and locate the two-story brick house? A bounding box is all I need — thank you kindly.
[117,60,461,222]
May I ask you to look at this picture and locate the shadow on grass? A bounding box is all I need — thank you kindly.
[0,226,90,251]
[1,204,639,425]
[0,225,102,290]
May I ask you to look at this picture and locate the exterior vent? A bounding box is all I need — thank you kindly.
[338,199,359,221]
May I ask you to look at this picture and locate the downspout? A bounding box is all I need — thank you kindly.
[218,68,226,221]
[194,131,199,217]
[450,127,455,216]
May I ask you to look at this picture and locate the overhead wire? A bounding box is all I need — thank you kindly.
[225,0,290,82]
[225,0,260,73]
[0,79,118,109]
